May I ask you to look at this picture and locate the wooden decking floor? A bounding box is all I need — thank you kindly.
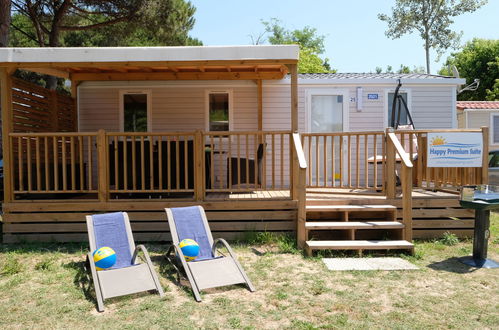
[205,190,291,201]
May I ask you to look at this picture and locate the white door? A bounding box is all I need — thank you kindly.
[308,90,348,186]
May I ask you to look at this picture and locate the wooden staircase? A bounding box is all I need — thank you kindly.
[303,204,414,256]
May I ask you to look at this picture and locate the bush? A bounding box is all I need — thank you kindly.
[439,232,459,246]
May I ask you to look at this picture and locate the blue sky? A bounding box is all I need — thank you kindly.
[189,0,499,74]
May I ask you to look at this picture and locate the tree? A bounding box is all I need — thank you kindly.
[0,0,11,47]
[378,0,487,74]
[9,0,199,88]
[374,64,426,74]
[440,38,499,100]
[486,79,499,101]
[262,19,334,73]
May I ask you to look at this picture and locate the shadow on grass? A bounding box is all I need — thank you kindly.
[427,257,478,274]
[64,259,98,309]
[0,242,87,254]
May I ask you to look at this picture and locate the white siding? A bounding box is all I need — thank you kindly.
[411,87,453,128]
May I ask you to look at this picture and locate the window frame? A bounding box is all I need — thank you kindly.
[384,88,412,128]
[490,112,499,146]
[205,89,233,132]
[118,90,152,132]
[305,88,350,133]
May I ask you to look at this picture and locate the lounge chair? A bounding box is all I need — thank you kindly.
[86,212,164,312]
[164,205,255,301]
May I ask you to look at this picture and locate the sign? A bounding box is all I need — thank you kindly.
[427,132,483,167]
[367,93,378,100]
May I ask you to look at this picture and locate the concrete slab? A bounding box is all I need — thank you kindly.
[322,257,419,271]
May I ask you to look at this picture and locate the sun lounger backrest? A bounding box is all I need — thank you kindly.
[170,206,214,261]
[88,212,135,269]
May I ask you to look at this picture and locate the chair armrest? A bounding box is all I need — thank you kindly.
[212,238,238,258]
[132,244,153,265]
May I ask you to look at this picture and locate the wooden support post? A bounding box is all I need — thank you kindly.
[288,64,299,200]
[385,128,396,199]
[401,164,413,242]
[194,130,205,201]
[481,126,489,184]
[257,79,263,132]
[97,129,108,202]
[293,132,307,249]
[1,68,14,202]
[297,166,307,249]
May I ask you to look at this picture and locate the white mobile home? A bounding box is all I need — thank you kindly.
[0,46,485,249]
[457,101,499,151]
[78,72,465,135]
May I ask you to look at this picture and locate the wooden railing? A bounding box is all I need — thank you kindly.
[386,129,413,241]
[106,132,196,194]
[204,131,291,192]
[302,131,385,192]
[10,132,98,195]
[7,130,293,201]
[396,128,488,190]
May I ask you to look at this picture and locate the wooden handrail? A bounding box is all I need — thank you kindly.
[387,132,413,168]
[385,128,412,242]
[292,132,307,169]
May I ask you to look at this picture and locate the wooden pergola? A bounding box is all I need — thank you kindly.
[0,45,301,204]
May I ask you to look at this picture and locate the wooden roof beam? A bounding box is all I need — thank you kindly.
[71,71,285,81]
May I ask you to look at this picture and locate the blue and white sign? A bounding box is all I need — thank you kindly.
[427,132,483,167]
[367,94,379,100]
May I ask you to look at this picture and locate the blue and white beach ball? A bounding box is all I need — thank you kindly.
[93,246,117,270]
[179,239,200,262]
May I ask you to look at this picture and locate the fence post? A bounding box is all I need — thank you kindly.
[194,130,205,201]
[481,126,489,184]
[401,164,413,242]
[1,68,14,202]
[385,128,396,199]
[97,129,108,202]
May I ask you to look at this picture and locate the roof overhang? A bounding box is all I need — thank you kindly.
[267,77,466,86]
[0,45,299,81]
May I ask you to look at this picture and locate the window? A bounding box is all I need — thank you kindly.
[492,114,499,144]
[120,92,150,132]
[387,92,409,127]
[207,92,230,131]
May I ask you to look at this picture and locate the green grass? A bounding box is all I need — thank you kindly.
[0,216,498,329]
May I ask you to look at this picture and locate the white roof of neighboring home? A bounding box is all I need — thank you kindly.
[0,45,300,64]
[277,72,466,85]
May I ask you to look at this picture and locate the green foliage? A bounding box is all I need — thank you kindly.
[486,79,499,101]
[438,232,460,246]
[262,18,334,74]
[378,0,488,74]
[1,254,24,275]
[440,39,499,100]
[375,64,426,74]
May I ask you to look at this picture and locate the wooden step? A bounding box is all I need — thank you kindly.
[305,240,414,251]
[306,205,396,212]
[305,221,404,230]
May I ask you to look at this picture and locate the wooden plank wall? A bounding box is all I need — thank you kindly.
[2,200,297,243]
[12,78,76,133]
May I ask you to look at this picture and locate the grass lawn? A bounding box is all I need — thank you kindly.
[0,216,498,329]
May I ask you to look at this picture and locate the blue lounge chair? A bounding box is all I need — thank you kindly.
[86,212,164,312]
[165,206,255,301]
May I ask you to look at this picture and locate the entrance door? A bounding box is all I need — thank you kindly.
[308,90,348,186]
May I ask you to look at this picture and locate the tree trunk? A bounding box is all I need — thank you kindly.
[0,0,11,47]
[425,37,431,74]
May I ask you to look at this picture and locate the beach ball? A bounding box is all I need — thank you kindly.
[179,239,200,262]
[93,246,117,271]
